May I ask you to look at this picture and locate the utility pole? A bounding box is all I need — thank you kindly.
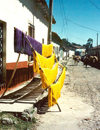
[97,33,98,47]
[97,33,98,57]
[47,0,53,44]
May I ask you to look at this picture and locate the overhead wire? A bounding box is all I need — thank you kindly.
[52,1,60,33]
[53,0,100,44]
[58,0,88,43]
[66,18,100,33]
[88,0,100,10]
[61,0,100,33]
[58,0,68,37]
[60,0,69,37]
[59,0,100,33]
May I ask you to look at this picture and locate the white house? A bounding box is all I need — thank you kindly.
[52,42,60,60]
[0,0,55,96]
[68,50,75,57]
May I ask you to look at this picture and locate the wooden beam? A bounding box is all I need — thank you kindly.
[47,0,53,44]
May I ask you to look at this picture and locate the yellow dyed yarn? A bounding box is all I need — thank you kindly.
[58,67,66,89]
[48,67,66,107]
[40,63,58,89]
[48,82,60,107]
[42,44,53,57]
[33,51,55,74]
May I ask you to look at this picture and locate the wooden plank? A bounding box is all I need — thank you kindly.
[0,99,14,104]
[0,78,42,103]
[17,87,48,104]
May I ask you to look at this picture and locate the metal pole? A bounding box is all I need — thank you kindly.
[47,0,53,44]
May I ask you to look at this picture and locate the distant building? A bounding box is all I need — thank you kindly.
[52,32,61,60]
[75,49,86,56]
[68,50,75,57]
[72,45,86,56]
[88,45,100,58]
[52,32,69,60]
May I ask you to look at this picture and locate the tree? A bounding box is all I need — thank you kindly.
[85,38,93,52]
[62,38,71,47]
[87,38,93,44]
[72,42,81,46]
[87,38,93,48]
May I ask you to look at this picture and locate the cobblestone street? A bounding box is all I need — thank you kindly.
[36,58,100,130]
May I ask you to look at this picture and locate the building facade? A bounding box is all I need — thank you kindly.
[0,0,55,96]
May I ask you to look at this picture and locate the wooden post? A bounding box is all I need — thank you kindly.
[97,33,98,47]
[56,103,61,112]
[47,0,53,44]
[97,33,99,57]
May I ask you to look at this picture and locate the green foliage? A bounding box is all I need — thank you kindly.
[0,112,37,130]
[62,38,72,48]
[87,38,93,44]
[61,38,82,50]
[72,42,81,46]
[85,38,93,52]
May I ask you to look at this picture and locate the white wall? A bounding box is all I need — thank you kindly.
[64,52,66,57]
[60,49,64,60]
[0,0,48,63]
[52,42,60,58]
[69,50,75,57]
[34,17,48,44]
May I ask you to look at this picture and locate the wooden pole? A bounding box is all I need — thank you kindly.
[47,0,53,44]
[1,53,21,97]
[97,33,98,47]
[97,33,99,57]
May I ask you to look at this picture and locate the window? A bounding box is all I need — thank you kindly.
[42,38,44,44]
[28,23,35,38]
[28,23,35,61]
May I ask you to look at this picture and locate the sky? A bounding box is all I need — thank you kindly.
[45,0,100,46]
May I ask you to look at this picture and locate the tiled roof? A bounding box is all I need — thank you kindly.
[92,45,100,50]
[36,0,56,24]
[72,45,84,49]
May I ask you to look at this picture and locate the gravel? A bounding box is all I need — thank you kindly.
[66,58,100,130]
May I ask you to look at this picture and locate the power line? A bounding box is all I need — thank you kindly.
[55,0,100,44]
[88,0,100,10]
[58,0,87,44]
[60,0,69,28]
[58,0,68,37]
[58,0,65,35]
[66,18,100,33]
[58,0,100,33]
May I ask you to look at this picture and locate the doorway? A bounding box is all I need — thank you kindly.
[0,21,6,84]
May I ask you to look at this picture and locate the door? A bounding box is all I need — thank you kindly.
[0,23,3,84]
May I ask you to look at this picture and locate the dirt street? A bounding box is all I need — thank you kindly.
[35,58,100,130]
